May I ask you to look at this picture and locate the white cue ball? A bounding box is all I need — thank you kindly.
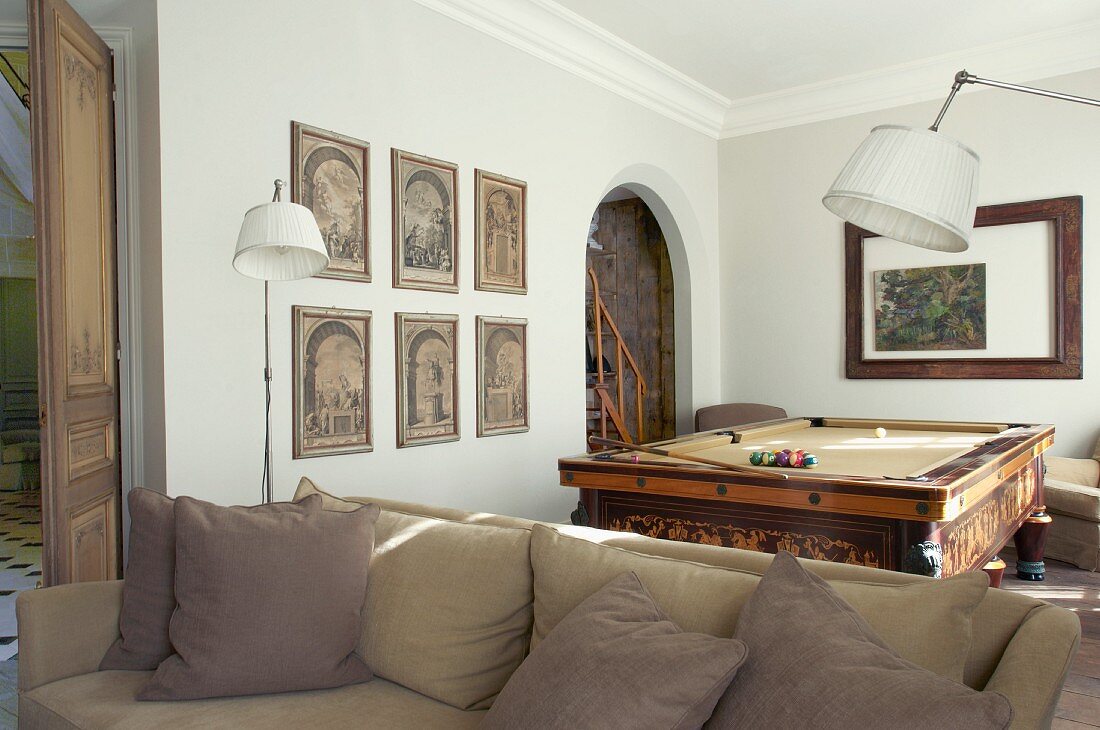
[874,427,887,438]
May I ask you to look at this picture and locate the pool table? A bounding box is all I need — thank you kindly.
[559,417,1055,583]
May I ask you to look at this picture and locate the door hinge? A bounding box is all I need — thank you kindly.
[116,342,122,361]
[39,403,47,428]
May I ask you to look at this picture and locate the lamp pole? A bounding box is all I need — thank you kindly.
[263,278,273,503]
[232,178,329,505]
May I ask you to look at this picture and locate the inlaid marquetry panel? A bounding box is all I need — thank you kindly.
[941,463,1037,576]
[68,493,115,583]
[56,21,113,398]
[600,493,891,569]
[66,417,114,481]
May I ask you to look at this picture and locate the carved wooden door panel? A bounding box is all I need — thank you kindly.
[28,0,120,585]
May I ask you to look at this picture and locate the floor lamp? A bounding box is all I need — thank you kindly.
[823,69,1100,252]
[232,180,329,503]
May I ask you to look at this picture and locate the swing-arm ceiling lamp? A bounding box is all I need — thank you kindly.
[823,70,1100,252]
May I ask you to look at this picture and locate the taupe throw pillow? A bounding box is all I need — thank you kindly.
[137,495,378,701]
[482,571,747,730]
[100,490,321,671]
[706,552,1012,729]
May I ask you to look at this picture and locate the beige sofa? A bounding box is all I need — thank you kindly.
[17,487,1081,729]
[1045,435,1100,571]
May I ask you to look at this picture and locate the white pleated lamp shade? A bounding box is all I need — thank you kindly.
[232,201,330,281]
[822,125,980,252]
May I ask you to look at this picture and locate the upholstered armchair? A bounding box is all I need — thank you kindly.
[1044,435,1100,571]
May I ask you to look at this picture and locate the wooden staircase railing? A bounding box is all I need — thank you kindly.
[587,267,648,447]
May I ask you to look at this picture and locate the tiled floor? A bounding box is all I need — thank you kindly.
[0,490,42,663]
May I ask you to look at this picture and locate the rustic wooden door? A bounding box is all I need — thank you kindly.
[586,197,676,441]
[28,0,120,585]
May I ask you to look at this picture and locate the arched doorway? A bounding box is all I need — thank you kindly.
[585,188,676,444]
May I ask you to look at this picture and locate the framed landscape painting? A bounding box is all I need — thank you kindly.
[290,122,370,282]
[476,316,529,436]
[474,169,527,294]
[292,306,372,458]
[392,149,459,292]
[874,264,987,352]
[395,313,459,447]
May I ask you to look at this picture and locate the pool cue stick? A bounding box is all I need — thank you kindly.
[588,436,789,480]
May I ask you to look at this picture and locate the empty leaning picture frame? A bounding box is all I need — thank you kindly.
[395,312,460,447]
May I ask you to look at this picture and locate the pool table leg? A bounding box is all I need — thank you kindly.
[1012,506,1052,581]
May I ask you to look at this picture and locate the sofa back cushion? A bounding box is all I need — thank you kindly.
[293,478,535,709]
[532,525,759,650]
[296,503,528,711]
[362,510,533,710]
[531,525,988,682]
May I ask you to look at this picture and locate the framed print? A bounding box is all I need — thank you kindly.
[391,149,459,292]
[476,316,529,436]
[290,122,370,282]
[395,313,459,447]
[845,196,1082,379]
[292,306,372,458]
[474,169,527,293]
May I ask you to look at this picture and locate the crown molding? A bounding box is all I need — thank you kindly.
[411,0,730,137]
[721,19,1100,138]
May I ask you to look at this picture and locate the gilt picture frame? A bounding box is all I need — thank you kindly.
[290,122,370,282]
[474,170,527,294]
[392,149,459,292]
[845,196,1082,379]
[476,316,529,437]
[292,306,372,459]
[395,312,460,447]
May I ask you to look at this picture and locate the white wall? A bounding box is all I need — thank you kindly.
[154,0,721,518]
[719,67,1100,457]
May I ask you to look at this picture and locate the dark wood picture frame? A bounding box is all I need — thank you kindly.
[292,306,373,459]
[845,196,1083,379]
[474,170,528,294]
[391,149,460,293]
[395,312,460,447]
[476,316,529,436]
[290,122,371,282]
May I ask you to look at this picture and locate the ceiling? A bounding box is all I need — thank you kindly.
[554,0,1100,101]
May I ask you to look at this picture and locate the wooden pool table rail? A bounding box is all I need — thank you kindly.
[561,422,1054,522]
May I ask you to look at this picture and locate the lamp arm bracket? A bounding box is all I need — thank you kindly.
[930,68,1100,131]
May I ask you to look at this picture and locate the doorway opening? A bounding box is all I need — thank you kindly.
[585,187,676,448]
[0,46,41,660]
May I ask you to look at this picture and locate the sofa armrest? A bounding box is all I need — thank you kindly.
[983,603,1081,729]
[16,580,123,692]
[1046,455,1100,489]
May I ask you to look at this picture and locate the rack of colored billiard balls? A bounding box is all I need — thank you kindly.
[749,449,819,469]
